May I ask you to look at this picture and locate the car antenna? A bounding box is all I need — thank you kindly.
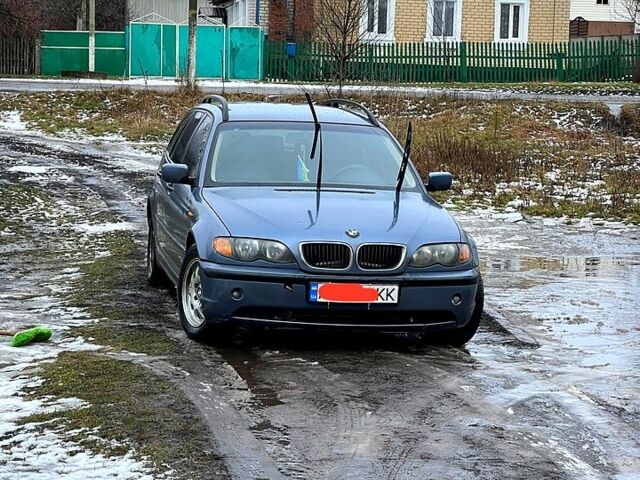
[396,121,412,193]
[305,92,323,221]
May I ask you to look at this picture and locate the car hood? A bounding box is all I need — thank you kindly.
[201,187,461,246]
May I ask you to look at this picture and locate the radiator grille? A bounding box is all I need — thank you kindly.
[357,244,405,270]
[300,243,351,269]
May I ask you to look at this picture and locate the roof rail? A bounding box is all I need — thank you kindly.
[321,99,380,127]
[202,95,229,121]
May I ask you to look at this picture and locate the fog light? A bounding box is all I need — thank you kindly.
[451,294,462,305]
[231,288,244,300]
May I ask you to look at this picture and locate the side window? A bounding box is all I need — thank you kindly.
[184,114,213,177]
[169,111,203,165]
[167,113,193,155]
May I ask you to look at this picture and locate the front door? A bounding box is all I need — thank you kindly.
[156,111,202,277]
[163,110,214,275]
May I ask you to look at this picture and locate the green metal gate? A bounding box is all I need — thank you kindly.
[41,30,126,76]
[177,24,225,78]
[227,26,264,80]
[126,15,263,80]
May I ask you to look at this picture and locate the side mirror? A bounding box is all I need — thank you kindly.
[162,164,191,185]
[426,172,452,192]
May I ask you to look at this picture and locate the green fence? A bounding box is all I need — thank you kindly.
[266,38,640,83]
[127,23,263,80]
[41,31,126,76]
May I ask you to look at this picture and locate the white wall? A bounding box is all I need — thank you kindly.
[129,0,267,28]
[247,0,270,30]
[570,0,633,22]
[129,0,213,23]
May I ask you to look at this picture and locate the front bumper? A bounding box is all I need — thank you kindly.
[199,261,480,333]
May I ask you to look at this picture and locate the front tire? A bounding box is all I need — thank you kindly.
[178,245,229,343]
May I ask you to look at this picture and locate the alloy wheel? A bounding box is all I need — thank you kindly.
[181,258,205,328]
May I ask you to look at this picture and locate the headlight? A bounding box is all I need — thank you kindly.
[409,243,471,267]
[213,237,295,264]
[235,238,261,261]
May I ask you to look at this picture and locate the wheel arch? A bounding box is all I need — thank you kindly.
[186,231,196,249]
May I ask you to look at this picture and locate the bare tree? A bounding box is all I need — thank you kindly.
[619,0,640,27]
[0,0,54,36]
[314,0,374,95]
[0,0,127,37]
[186,0,198,88]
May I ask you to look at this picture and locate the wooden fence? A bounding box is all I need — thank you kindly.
[266,38,640,84]
[0,36,38,75]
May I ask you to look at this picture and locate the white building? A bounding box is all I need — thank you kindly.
[569,0,636,39]
[128,0,269,28]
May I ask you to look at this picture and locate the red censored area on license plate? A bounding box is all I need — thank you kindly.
[309,282,399,304]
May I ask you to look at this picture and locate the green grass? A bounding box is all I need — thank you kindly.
[15,229,224,477]
[22,352,226,479]
[67,231,179,356]
[416,81,640,93]
[620,103,640,136]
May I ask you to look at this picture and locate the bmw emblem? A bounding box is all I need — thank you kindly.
[345,229,360,238]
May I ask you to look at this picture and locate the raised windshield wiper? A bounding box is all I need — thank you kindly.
[396,121,412,193]
[305,93,323,227]
[388,121,413,231]
[305,93,323,192]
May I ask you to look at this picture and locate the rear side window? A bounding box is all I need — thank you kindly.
[167,114,192,154]
[170,111,203,165]
[184,114,213,177]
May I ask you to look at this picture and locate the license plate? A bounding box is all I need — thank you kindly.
[309,283,399,304]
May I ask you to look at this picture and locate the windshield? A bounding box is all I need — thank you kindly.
[206,122,419,190]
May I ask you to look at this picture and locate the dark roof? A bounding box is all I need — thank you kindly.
[202,102,373,126]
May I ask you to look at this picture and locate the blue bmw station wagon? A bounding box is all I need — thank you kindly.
[147,95,483,345]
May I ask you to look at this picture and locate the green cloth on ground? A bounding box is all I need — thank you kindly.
[10,327,53,347]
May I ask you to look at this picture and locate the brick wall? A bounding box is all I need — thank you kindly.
[267,0,315,41]
[247,1,270,32]
[395,0,427,42]
[393,0,570,43]
[268,0,287,40]
[461,0,495,41]
[528,0,570,42]
[294,0,315,41]
[268,0,571,44]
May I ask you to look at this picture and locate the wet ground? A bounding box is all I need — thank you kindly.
[0,130,639,479]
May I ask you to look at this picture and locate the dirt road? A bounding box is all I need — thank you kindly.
[1,131,639,479]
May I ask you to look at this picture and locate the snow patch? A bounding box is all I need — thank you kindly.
[72,222,136,235]
[0,110,28,132]
[0,367,156,480]
[8,165,51,174]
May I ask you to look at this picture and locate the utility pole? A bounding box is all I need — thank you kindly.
[88,0,95,72]
[186,0,197,87]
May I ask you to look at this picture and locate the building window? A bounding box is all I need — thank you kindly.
[596,0,609,4]
[226,0,248,26]
[494,1,529,42]
[427,0,462,41]
[362,0,395,41]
